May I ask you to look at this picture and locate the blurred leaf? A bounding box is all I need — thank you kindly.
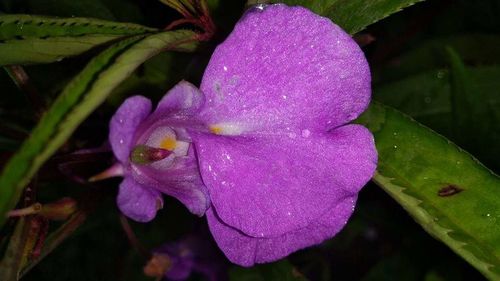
[357,103,500,280]
[19,211,87,278]
[0,30,199,228]
[362,253,420,281]
[24,0,116,20]
[446,48,494,151]
[229,260,307,281]
[374,66,500,172]
[0,218,27,281]
[374,34,500,83]
[268,0,425,34]
[0,14,157,65]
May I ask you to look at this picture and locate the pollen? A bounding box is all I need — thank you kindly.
[210,126,223,135]
[208,123,244,136]
[159,137,176,151]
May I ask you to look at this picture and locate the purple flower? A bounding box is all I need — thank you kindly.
[144,234,227,281]
[109,4,377,266]
[109,82,210,222]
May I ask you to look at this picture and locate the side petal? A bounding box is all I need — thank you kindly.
[117,176,163,222]
[130,147,210,216]
[110,96,152,163]
[134,81,206,142]
[156,80,205,116]
[199,4,370,134]
[193,125,376,238]
[206,196,356,266]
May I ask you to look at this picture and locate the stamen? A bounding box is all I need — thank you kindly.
[130,145,172,165]
[209,123,244,135]
[159,137,177,151]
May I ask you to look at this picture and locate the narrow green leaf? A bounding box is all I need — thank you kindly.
[0,14,158,65]
[0,30,199,228]
[357,103,500,280]
[269,0,425,34]
[0,218,27,281]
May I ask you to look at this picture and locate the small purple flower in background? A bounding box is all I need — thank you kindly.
[109,4,377,266]
[143,234,227,281]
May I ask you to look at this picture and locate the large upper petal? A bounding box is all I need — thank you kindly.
[109,96,152,163]
[117,176,163,222]
[206,195,356,266]
[199,4,370,134]
[193,124,377,238]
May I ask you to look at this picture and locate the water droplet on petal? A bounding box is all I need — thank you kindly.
[301,129,311,138]
[119,139,124,144]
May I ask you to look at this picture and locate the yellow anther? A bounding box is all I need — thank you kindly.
[159,137,176,151]
[209,126,223,135]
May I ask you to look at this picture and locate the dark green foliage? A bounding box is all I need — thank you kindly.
[0,0,499,280]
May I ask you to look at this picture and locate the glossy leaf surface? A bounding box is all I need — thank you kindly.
[0,14,157,65]
[357,103,500,280]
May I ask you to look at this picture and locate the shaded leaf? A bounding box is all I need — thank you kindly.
[0,30,199,228]
[19,211,87,278]
[268,0,425,34]
[0,218,27,281]
[357,103,500,280]
[374,66,500,172]
[373,34,500,84]
[0,14,157,65]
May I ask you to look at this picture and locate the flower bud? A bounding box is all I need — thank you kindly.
[39,197,77,221]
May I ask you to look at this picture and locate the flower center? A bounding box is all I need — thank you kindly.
[130,126,190,169]
[159,137,177,151]
[130,145,172,165]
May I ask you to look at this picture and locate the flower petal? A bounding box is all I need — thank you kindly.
[156,80,205,116]
[199,5,370,134]
[193,125,376,237]
[133,81,206,144]
[110,96,152,163]
[117,176,163,222]
[206,196,356,266]
[130,147,210,216]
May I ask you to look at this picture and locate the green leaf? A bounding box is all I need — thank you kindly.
[0,30,199,228]
[268,0,425,34]
[0,14,158,65]
[357,103,500,280]
[373,34,500,83]
[229,260,307,281]
[374,66,500,172]
[0,218,28,281]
